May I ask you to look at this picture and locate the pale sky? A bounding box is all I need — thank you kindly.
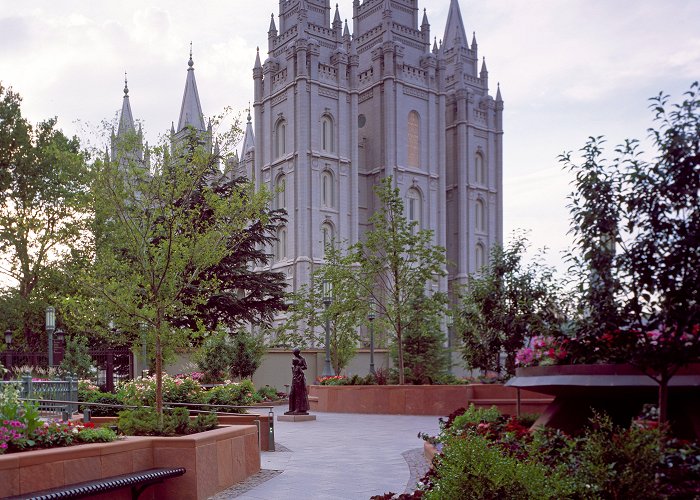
[1,0,699,274]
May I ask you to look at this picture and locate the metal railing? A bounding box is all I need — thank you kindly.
[1,375,79,419]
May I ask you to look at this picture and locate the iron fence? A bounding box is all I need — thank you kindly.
[0,375,79,419]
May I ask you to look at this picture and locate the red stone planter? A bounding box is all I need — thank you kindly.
[308,384,552,416]
[0,425,260,499]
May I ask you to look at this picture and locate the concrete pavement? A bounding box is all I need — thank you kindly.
[212,412,441,500]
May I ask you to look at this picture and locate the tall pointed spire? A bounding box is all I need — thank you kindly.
[443,0,468,49]
[242,102,255,155]
[421,8,429,28]
[496,82,503,102]
[254,47,262,69]
[269,13,277,34]
[117,72,135,137]
[177,43,206,133]
[471,31,478,51]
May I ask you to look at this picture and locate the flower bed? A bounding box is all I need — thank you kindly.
[308,384,552,416]
[0,424,260,499]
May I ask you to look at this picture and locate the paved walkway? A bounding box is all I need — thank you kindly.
[211,412,441,500]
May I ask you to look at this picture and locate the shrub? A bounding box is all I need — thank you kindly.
[424,433,575,500]
[205,380,259,413]
[449,404,501,434]
[75,425,118,444]
[316,375,348,386]
[117,373,204,407]
[117,407,218,436]
[572,413,664,499]
[81,392,125,417]
[59,336,94,378]
[256,385,282,401]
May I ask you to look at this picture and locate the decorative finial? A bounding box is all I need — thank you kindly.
[247,102,252,123]
[123,72,128,96]
[188,42,194,68]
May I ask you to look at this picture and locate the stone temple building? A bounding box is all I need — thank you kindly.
[110,0,503,325]
[237,0,503,302]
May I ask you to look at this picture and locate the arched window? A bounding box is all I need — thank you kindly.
[275,174,286,210]
[275,119,286,158]
[407,187,422,229]
[321,170,334,208]
[475,199,486,232]
[321,222,334,257]
[475,243,485,270]
[407,111,420,168]
[475,152,485,185]
[275,226,287,261]
[321,115,334,152]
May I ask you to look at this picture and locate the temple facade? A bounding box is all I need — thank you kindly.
[237,0,503,302]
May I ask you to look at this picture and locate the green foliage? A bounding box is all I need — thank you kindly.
[255,385,281,401]
[229,330,266,380]
[80,392,125,417]
[117,406,218,436]
[572,413,663,499]
[449,404,502,434]
[59,335,94,378]
[559,82,700,421]
[457,234,567,376]
[75,426,118,444]
[90,124,273,417]
[196,331,236,382]
[196,329,266,382]
[116,374,204,407]
[280,177,448,384]
[204,379,259,412]
[0,84,93,350]
[425,433,574,500]
[398,295,449,384]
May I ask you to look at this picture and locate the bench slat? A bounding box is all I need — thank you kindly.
[5,467,186,500]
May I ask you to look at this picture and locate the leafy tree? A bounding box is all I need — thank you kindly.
[0,84,92,348]
[560,82,700,422]
[59,335,94,378]
[229,329,266,380]
[90,126,272,418]
[170,176,287,332]
[196,328,265,381]
[456,235,566,377]
[399,294,450,384]
[275,242,366,375]
[287,177,447,384]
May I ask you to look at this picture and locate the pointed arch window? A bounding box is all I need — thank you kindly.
[321,115,334,152]
[275,174,286,210]
[475,152,486,185]
[321,222,334,257]
[275,119,286,159]
[475,243,486,270]
[407,187,422,230]
[321,170,334,208]
[407,111,420,168]
[475,199,486,232]
[275,226,287,261]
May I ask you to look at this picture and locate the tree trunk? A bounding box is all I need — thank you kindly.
[155,312,164,428]
[397,330,405,385]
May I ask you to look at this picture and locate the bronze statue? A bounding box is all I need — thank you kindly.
[285,348,310,415]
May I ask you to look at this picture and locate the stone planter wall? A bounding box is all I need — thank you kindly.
[308,384,552,416]
[0,425,260,499]
[91,412,275,452]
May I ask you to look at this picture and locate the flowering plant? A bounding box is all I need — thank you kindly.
[316,375,348,386]
[515,336,568,368]
[117,373,205,406]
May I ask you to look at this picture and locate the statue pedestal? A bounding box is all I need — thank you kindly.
[277,414,316,422]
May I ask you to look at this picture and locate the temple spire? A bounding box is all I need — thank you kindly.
[117,72,135,137]
[177,43,206,132]
[443,0,468,49]
[242,103,255,155]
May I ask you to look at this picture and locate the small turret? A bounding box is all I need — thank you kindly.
[177,43,206,133]
[471,31,478,51]
[333,4,342,37]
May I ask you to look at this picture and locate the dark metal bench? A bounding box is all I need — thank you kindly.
[4,467,186,500]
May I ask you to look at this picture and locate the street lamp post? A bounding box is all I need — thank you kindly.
[321,279,335,377]
[46,306,56,367]
[368,300,376,375]
[4,329,12,372]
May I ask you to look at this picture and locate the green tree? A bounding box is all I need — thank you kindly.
[196,328,265,381]
[0,84,92,348]
[560,82,700,422]
[399,294,449,384]
[456,235,566,376]
[297,177,447,385]
[59,335,94,378]
[275,243,365,375]
[90,127,271,418]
